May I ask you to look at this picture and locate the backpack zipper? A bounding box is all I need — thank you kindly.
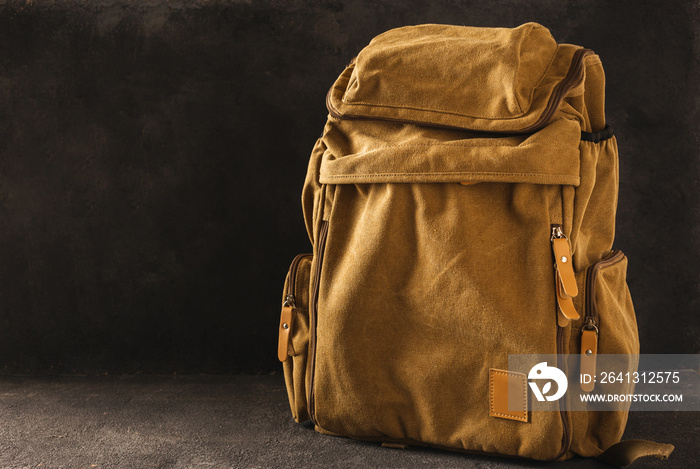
[308,220,329,426]
[579,250,625,392]
[519,48,593,133]
[326,48,593,135]
[283,253,313,309]
[583,250,624,328]
[554,326,571,460]
[550,223,577,461]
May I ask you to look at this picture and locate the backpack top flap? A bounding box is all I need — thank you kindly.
[327,23,589,133]
[319,115,581,186]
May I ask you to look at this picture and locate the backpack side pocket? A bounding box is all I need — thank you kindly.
[279,254,313,423]
[570,251,639,458]
[579,251,639,358]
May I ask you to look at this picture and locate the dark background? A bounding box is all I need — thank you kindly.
[0,0,696,374]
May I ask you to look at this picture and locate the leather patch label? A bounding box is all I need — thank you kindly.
[489,368,528,422]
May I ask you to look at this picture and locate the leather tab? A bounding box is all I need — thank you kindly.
[580,328,598,392]
[489,369,528,422]
[552,237,578,297]
[278,306,294,362]
[555,274,580,326]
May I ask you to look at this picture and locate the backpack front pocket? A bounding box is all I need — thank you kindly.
[279,253,313,423]
[309,110,587,459]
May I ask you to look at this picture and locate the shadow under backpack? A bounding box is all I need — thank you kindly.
[277,23,674,466]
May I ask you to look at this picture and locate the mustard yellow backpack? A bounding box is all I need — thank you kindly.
[278,23,674,466]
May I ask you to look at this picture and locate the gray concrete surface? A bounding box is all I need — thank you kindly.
[0,374,694,468]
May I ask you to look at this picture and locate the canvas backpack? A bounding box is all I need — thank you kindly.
[277,23,674,465]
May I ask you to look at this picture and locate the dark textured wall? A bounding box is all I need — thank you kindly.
[0,0,697,374]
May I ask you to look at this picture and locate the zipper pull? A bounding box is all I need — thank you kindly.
[551,226,578,298]
[554,275,579,327]
[580,319,598,392]
[283,294,295,308]
[551,225,580,326]
[278,296,295,362]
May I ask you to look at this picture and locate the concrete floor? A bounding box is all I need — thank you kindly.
[0,374,694,468]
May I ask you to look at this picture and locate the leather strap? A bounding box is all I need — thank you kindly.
[555,273,580,327]
[580,328,598,392]
[552,237,578,297]
[278,306,294,362]
[551,234,579,327]
[596,440,674,467]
